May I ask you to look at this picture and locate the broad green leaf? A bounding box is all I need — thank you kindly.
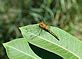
[20,24,82,59]
[3,38,41,59]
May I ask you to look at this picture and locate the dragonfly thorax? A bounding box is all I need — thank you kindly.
[39,22,48,30]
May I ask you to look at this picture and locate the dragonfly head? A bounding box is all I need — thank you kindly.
[38,17,43,22]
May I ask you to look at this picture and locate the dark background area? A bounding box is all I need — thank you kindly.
[0,0,82,59]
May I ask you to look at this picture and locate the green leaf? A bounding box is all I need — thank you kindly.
[3,38,41,59]
[47,0,53,6]
[60,0,66,11]
[20,24,82,59]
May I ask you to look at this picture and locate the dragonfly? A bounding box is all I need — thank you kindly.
[37,17,59,41]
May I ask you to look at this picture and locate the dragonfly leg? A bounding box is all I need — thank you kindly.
[38,28,42,36]
[29,26,42,40]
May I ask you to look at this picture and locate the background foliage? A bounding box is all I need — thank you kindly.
[0,0,82,59]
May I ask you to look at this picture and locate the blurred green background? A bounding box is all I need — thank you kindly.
[0,0,82,59]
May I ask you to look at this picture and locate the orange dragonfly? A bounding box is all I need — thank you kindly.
[38,18,59,40]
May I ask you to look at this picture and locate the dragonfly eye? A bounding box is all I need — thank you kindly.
[38,18,43,22]
[39,19,42,22]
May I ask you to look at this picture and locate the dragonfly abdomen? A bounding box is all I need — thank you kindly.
[47,29,59,40]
